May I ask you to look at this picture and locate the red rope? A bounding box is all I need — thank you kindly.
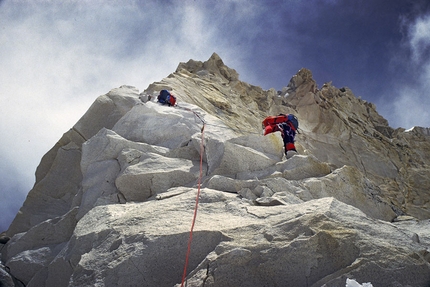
[180,123,206,287]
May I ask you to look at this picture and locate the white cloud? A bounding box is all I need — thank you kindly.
[381,12,430,129]
[392,87,430,129]
[408,14,430,62]
[398,14,430,129]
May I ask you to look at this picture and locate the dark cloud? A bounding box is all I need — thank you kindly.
[0,161,30,232]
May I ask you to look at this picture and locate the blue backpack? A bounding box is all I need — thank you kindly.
[287,114,299,130]
[158,90,170,104]
[157,90,176,106]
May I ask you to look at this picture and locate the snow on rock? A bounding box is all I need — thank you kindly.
[346,278,373,287]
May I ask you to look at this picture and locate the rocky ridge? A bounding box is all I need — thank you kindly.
[0,53,429,286]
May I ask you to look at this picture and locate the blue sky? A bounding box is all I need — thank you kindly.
[1,0,429,232]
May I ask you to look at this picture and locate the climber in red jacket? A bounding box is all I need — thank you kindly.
[262,114,298,158]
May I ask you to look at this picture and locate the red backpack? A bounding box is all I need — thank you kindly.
[168,94,176,106]
[262,114,299,135]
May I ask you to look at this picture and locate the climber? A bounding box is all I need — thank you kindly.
[262,114,298,159]
[157,89,177,106]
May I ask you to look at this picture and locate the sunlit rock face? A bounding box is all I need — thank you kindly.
[1,53,429,287]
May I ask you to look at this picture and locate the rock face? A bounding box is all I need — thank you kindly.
[1,53,430,286]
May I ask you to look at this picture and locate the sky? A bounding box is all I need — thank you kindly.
[1,0,429,232]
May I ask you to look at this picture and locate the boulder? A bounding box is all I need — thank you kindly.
[6,190,428,287]
[116,152,205,201]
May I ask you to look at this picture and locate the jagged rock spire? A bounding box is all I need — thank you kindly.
[286,68,317,92]
[176,52,239,82]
